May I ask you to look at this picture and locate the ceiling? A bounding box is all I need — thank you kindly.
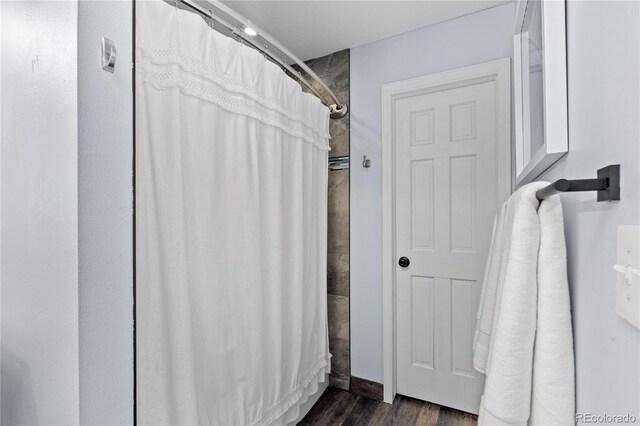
[220,1,511,60]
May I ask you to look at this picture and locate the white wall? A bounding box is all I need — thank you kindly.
[78,2,134,424]
[537,0,639,417]
[0,2,134,424]
[349,2,516,383]
[1,2,80,424]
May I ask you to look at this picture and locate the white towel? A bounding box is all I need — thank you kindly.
[530,191,575,426]
[473,202,507,373]
[474,182,575,426]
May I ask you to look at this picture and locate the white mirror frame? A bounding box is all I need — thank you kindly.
[513,0,568,185]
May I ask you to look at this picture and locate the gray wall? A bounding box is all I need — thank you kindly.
[302,50,351,390]
[1,2,80,423]
[78,2,134,424]
[537,0,639,417]
[349,3,515,383]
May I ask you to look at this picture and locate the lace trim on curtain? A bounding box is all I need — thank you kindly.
[137,47,330,150]
[255,354,331,425]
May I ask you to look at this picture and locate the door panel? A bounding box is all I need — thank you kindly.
[395,80,499,414]
[409,276,434,369]
[410,160,434,250]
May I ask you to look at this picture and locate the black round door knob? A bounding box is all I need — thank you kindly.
[398,256,410,268]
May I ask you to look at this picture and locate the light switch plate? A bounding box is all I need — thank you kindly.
[615,225,640,329]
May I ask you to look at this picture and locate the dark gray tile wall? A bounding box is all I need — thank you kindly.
[300,49,350,390]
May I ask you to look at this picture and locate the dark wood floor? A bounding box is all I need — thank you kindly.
[299,387,478,426]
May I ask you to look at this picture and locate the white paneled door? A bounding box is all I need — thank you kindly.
[385,60,510,414]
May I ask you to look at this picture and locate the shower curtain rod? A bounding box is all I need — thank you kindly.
[174,0,348,119]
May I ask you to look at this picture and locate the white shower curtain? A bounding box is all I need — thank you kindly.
[135,1,331,424]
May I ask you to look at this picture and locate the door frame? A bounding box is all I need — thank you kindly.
[381,59,512,404]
